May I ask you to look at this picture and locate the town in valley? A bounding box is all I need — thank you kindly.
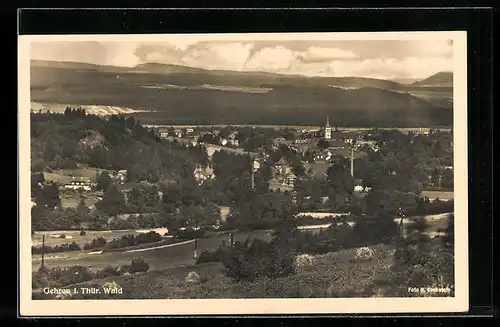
[29,36,456,300]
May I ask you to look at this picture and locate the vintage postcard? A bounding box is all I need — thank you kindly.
[18,31,468,316]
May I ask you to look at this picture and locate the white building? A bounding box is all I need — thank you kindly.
[193,164,216,186]
[64,177,92,191]
[324,116,332,139]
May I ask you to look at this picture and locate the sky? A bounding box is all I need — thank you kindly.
[30,38,453,80]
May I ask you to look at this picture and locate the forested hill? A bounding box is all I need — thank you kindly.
[412,72,453,87]
[31,60,453,127]
[30,108,208,183]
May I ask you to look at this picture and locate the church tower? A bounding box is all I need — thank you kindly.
[324,116,332,139]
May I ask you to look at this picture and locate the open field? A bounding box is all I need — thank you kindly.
[32,227,170,247]
[31,230,273,272]
[31,211,451,273]
[31,102,150,116]
[147,124,451,133]
[59,192,101,209]
[42,167,103,184]
[421,190,454,201]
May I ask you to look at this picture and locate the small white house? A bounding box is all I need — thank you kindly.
[354,185,364,192]
[64,178,92,191]
[174,129,183,138]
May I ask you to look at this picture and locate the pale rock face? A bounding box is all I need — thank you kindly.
[185,271,201,284]
[295,254,314,267]
[102,281,121,289]
[354,247,375,261]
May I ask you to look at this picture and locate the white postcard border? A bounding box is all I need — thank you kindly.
[18,31,469,316]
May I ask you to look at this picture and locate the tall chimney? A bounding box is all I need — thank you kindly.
[350,147,354,177]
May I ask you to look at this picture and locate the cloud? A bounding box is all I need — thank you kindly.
[286,56,453,79]
[30,39,453,79]
[406,40,453,58]
[102,42,141,67]
[181,42,254,71]
[298,46,358,62]
[244,46,297,71]
[31,42,108,65]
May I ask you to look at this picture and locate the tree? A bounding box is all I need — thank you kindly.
[76,198,90,217]
[125,116,136,130]
[442,213,454,250]
[317,139,329,150]
[35,182,61,209]
[95,184,127,216]
[129,257,150,273]
[96,172,112,191]
[128,183,160,213]
[62,139,79,158]
[88,147,110,169]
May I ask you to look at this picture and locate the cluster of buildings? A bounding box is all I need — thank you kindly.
[42,169,128,192]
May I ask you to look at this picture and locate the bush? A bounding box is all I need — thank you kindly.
[83,236,107,250]
[95,266,121,279]
[184,271,201,284]
[104,232,162,250]
[295,254,314,267]
[196,248,225,264]
[32,241,82,254]
[129,257,150,274]
[173,228,206,240]
[80,230,86,236]
[353,247,375,262]
[221,237,296,282]
[135,231,162,245]
[117,264,131,275]
[32,266,96,289]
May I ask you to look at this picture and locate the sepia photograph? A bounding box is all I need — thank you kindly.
[18,31,468,316]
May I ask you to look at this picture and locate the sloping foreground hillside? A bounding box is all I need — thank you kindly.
[35,244,398,299]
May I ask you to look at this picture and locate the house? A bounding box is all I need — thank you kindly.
[116,170,127,184]
[174,129,183,138]
[193,164,216,185]
[64,177,92,191]
[185,128,194,134]
[229,139,239,147]
[157,129,170,138]
[220,138,228,146]
[274,157,292,175]
[313,149,332,163]
[228,132,238,140]
[282,172,297,187]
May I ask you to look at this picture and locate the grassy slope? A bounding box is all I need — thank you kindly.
[40,243,396,299]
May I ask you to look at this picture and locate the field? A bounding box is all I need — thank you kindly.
[31,230,273,272]
[31,102,149,116]
[42,167,103,183]
[421,190,454,201]
[32,228,169,247]
[37,243,400,299]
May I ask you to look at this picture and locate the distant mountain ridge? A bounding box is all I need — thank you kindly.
[31,59,405,90]
[412,72,453,87]
[30,60,453,127]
